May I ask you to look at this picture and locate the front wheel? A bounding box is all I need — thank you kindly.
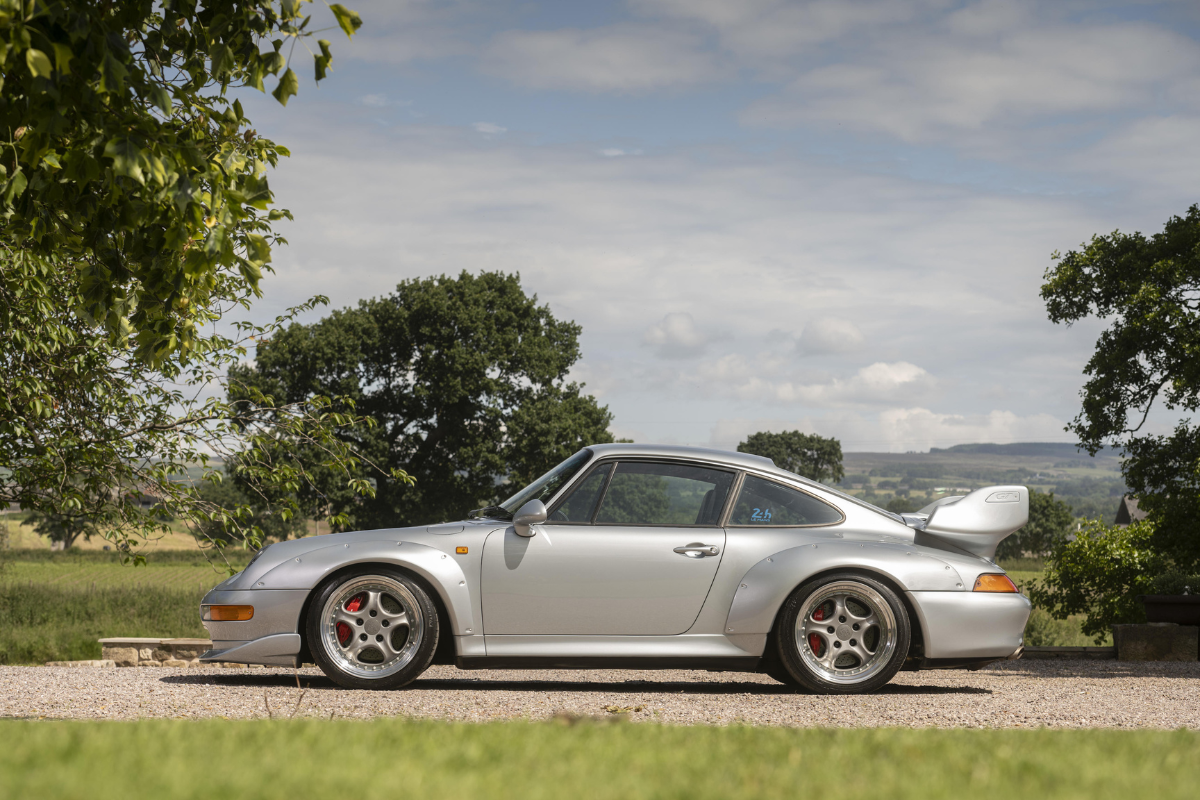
[774,572,910,694]
[307,568,440,690]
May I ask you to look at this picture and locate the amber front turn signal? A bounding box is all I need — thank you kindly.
[202,605,254,621]
[456,546,468,554]
[973,574,1018,593]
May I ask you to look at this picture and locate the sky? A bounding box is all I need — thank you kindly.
[232,0,1200,453]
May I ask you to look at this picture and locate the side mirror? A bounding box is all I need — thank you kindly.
[513,499,547,538]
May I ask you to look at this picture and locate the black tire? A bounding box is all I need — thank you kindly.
[307,566,440,690]
[774,572,910,695]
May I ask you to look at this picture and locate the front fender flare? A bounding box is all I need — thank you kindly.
[723,542,963,635]
[255,541,475,635]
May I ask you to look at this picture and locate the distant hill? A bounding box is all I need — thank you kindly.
[840,442,1125,522]
[928,442,1115,457]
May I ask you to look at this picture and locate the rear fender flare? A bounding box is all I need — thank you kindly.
[724,542,962,635]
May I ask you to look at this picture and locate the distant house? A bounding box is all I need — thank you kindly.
[1114,496,1148,526]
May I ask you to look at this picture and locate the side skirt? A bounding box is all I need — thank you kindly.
[456,656,763,672]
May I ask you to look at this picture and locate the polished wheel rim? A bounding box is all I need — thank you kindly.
[320,576,424,679]
[795,580,897,684]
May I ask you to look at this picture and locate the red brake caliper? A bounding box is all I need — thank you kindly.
[337,594,365,646]
[809,605,826,654]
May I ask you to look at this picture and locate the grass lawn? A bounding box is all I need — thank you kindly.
[1,719,1196,800]
[0,551,242,664]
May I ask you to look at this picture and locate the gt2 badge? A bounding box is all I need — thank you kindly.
[751,508,772,522]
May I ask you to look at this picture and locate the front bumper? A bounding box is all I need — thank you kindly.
[908,590,1031,659]
[199,588,308,666]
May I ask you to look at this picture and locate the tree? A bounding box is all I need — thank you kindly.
[26,508,99,549]
[995,490,1074,561]
[1042,204,1200,569]
[1,0,361,362]
[737,431,845,484]
[885,496,918,514]
[1028,520,1162,642]
[194,469,307,544]
[234,272,616,529]
[0,1,392,564]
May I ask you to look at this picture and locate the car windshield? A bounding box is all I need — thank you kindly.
[495,449,594,516]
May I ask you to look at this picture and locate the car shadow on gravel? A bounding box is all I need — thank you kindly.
[159,673,991,695]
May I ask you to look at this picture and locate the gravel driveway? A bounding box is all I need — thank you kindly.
[3,660,1198,728]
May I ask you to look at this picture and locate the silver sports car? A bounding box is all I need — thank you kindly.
[199,444,1031,694]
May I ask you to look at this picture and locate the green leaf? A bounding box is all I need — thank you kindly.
[148,85,172,115]
[25,48,52,78]
[271,68,299,106]
[51,43,74,75]
[245,234,271,263]
[314,39,332,81]
[210,43,235,78]
[329,4,363,38]
[99,49,127,93]
[103,138,145,184]
[3,169,28,203]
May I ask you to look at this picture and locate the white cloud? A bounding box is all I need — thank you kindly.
[798,317,865,356]
[245,111,1115,450]
[483,25,721,92]
[743,18,1200,142]
[473,122,507,135]
[600,148,643,157]
[359,94,389,108]
[643,312,717,359]
[692,357,936,408]
[874,407,1068,452]
[633,0,938,61]
[706,407,1070,453]
[1071,115,1200,197]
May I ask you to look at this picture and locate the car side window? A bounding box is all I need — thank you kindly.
[594,462,734,526]
[548,464,613,523]
[728,475,843,526]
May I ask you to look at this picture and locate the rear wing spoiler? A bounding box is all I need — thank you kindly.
[902,486,1029,559]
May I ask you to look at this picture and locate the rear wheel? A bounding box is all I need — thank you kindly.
[775,572,910,694]
[307,568,439,690]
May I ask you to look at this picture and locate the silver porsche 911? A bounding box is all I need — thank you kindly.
[199,444,1031,694]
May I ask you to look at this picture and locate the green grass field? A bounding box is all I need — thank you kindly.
[1,719,1196,800]
[0,550,234,664]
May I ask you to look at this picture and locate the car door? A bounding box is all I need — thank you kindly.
[480,460,734,635]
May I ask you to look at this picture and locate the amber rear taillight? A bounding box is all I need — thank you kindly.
[973,574,1018,593]
[202,605,254,621]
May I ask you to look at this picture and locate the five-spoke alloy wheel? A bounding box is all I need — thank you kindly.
[307,568,439,690]
[773,572,910,694]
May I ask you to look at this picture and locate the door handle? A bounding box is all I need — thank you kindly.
[673,543,720,558]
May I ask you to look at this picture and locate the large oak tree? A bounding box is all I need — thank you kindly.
[233,272,616,529]
[1042,204,1200,569]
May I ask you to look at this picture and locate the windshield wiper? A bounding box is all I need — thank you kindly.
[469,505,513,521]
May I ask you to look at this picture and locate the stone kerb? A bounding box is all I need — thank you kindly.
[99,637,217,668]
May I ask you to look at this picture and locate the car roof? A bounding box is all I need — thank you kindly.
[587,443,777,471]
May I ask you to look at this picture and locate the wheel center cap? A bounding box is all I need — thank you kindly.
[836,624,853,640]
[364,618,381,635]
